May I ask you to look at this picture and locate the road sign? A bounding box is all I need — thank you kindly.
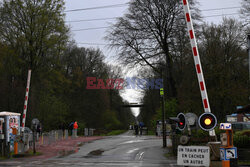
[225,147,237,160]
[220,147,237,161]
[220,148,225,160]
[220,123,232,130]
[177,145,210,166]
[160,88,164,96]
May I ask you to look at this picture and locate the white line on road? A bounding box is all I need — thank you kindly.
[127,148,139,154]
[120,139,144,145]
[138,152,144,160]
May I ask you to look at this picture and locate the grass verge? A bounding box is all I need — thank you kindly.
[105,130,127,136]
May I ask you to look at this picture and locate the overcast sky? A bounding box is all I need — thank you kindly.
[64,0,243,117]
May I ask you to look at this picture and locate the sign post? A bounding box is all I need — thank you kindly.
[160,87,166,147]
[220,123,237,167]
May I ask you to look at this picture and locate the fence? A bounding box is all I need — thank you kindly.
[0,128,95,156]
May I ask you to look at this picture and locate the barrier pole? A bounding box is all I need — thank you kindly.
[182,0,215,136]
[21,70,32,131]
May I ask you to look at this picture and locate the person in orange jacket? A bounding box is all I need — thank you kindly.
[73,121,78,137]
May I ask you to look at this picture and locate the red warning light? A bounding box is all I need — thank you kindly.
[177,113,186,131]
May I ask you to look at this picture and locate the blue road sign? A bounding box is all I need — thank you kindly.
[221,147,237,160]
[220,123,232,130]
[220,148,225,160]
[225,147,237,160]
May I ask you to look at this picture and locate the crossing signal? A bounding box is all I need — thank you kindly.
[176,113,186,131]
[198,112,217,131]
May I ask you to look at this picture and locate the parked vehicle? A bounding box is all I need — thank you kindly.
[20,127,33,145]
[20,127,33,134]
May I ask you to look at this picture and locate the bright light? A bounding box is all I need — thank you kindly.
[204,118,212,125]
[180,122,183,126]
[131,108,140,117]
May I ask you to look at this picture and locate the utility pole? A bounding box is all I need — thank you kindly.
[248,34,250,81]
[160,70,166,148]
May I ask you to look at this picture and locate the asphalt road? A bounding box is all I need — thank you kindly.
[1,131,178,167]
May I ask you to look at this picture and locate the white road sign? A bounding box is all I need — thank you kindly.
[220,123,232,130]
[177,146,210,166]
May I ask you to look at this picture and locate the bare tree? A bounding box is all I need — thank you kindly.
[240,0,250,26]
[106,0,200,98]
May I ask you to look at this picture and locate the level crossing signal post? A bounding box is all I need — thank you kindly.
[168,116,182,155]
[174,112,220,166]
[173,112,217,144]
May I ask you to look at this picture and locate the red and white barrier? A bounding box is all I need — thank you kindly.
[21,70,31,131]
[182,0,215,136]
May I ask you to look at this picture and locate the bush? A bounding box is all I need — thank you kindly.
[77,122,86,136]
[106,130,126,136]
[150,98,177,130]
[235,130,250,137]
[234,133,250,148]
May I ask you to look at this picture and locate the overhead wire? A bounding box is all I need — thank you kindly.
[72,26,110,31]
[204,13,239,18]
[77,42,107,45]
[71,13,240,32]
[66,17,118,23]
[67,4,241,45]
[66,6,241,23]
[65,3,129,12]
[201,6,241,12]
[65,4,240,13]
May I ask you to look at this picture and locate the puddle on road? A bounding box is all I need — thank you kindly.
[83,149,105,158]
[58,150,76,158]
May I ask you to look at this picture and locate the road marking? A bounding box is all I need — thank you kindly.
[120,139,143,145]
[127,148,139,154]
[138,152,144,160]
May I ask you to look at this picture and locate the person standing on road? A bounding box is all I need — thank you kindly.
[139,122,144,136]
[69,122,74,136]
[134,124,139,136]
[36,123,41,141]
[73,121,78,138]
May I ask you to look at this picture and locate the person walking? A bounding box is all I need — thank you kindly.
[36,123,41,141]
[134,124,139,136]
[69,122,74,136]
[139,122,144,136]
[73,121,78,138]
